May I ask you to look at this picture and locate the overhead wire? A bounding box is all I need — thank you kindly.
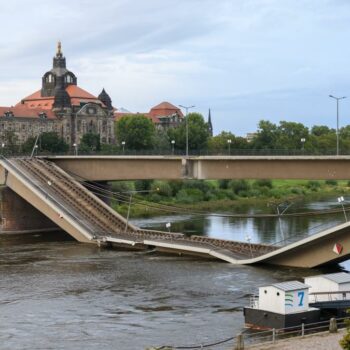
[65,167,350,219]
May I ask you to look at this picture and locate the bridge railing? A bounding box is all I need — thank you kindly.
[1,147,349,157]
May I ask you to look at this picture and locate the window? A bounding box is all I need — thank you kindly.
[66,74,73,83]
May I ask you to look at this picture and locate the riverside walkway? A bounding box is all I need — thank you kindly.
[1,157,350,268]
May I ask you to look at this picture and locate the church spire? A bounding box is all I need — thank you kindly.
[56,41,62,57]
[207,108,213,136]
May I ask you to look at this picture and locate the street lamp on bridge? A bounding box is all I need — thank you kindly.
[179,104,195,157]
[329,95,346,156]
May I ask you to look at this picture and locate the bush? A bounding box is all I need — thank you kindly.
[135,180,153,192]
[182,180,215,193]
[253,179,273,189]
[290,187,304,195]
[111,181,133,193]
[168,180,184,196]
[340,313,350,349]
[151,181,172,197]
[325,179,338,186]
[228,180,251,195]
[176,188,204,203]
[218,179,230,189]
[307,180,321,191]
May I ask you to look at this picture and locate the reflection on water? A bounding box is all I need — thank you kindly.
[131,197,346,245]
[0,197,349,350]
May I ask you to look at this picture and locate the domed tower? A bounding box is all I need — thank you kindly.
[98,88,113,111]
[41,42,77,100]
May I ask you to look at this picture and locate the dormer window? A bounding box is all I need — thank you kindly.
[46,74,54,83]
[65,74,73,83]
[4,111,14,118]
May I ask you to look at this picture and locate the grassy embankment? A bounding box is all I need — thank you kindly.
[110,179,350,218]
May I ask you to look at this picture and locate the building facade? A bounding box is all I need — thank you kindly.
[0,42,115,147]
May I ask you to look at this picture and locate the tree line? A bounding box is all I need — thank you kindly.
[2,113,349,154]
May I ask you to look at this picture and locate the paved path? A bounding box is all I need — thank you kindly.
[247,330,345,350]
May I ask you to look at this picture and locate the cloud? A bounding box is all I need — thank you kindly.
[2,0,350,134]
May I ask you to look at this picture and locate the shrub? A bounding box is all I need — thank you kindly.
[218,179,230,189]
[111,181,133,193]
[151,181,172,197]
[325,179,338,186]
[182,180,215,193]
[228,180,251,195]
[135,180,153,192]
[168,180,184,196]
[307,180,321,191]
[291,187,304,195]
[176,188,204,203]
[253,179,273,189]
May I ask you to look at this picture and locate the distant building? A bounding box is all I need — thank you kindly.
[246,132,257,143]
[0,42,115,146]
[114,101,184,130]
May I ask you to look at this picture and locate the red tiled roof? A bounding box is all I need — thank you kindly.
[18,85,103,109]
[0,106,56,119]
[149,101,183,118]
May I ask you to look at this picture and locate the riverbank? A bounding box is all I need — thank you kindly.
[112,179,349,218]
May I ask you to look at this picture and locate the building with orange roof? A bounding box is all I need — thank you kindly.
[0,42,115,147]
[114,101,184,130]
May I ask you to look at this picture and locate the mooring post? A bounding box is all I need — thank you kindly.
[272,328,276,343]
[234,333,244,350]
[301,323,305,337]
[329,318,338,333]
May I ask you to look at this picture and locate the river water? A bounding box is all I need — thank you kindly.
[0,197,349,350]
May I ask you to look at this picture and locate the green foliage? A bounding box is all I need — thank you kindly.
[151,180,172,197]
[340,314,350,349]
[253,179,273,189]
[167,112,209,151]
[207,131,248,153]
[218,179,230,189]
[116,115,156,150]
[176,188,204,203]
[80,133,101,152]
[228,180,251,195]
[22,132,68,154]
[111,181,134,194]
[135,180,154,192]
[325,179,338,186]
[307,180,321,191]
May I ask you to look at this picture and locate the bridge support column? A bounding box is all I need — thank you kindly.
[0,186,58,233]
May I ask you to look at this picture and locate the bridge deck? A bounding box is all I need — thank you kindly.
[2,157,350,268]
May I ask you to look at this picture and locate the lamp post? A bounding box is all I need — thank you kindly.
[338,196,348,222]
[171,140,175,155]
[329,95,346,155]
[301,138,306,154]
[227,139,232,155]
[73,143,78,156]
[179,104,195,157]
[121,141,126,155]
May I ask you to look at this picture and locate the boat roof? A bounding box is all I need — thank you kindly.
[267,281,309,292]
[307,272,350,284]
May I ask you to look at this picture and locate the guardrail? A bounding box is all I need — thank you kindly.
[3,148,350,157]
[237,317,345,349]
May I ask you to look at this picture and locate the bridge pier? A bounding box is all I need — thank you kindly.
[0,186,59,233]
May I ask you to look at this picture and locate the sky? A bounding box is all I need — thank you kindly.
[1,0,350,135]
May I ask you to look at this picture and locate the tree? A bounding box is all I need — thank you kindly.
[21,132,68,154]
[167,112,210,152]
[251,120,278,150]
[275,121,309,150]
[208,131,249,153]
[311,125,334,137]
[80,133,101,152]
[115,115,156,150]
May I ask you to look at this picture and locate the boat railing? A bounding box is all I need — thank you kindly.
[249,294,259,309]
[309,290,350,303]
